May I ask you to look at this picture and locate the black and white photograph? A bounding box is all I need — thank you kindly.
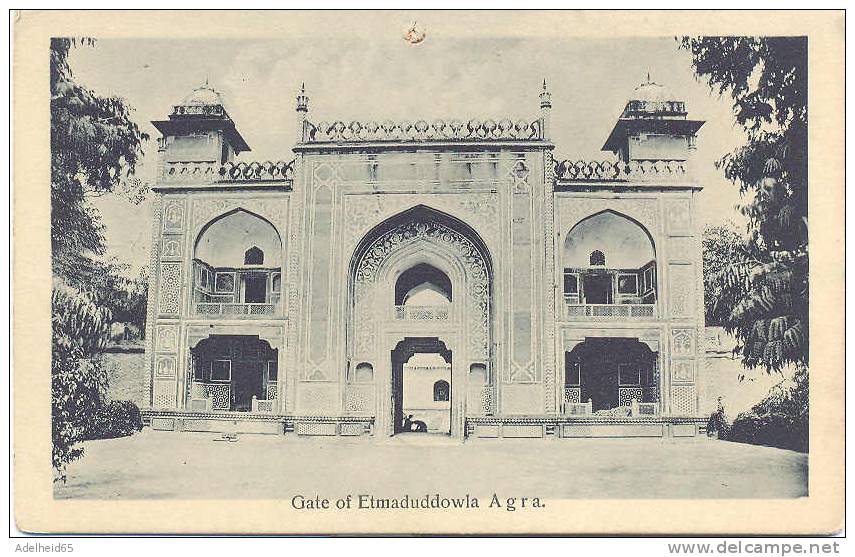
[11,9,844,537]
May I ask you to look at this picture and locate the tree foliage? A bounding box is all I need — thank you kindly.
[718,367,809,452]
[65,259,150,337]
[52,287,111,482]
[681,37,808,372]
[702,222,746,326]
[51,39,150,480]
[51,38,149,282]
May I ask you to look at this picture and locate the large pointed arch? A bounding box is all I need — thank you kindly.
[343,204,496,428]
[563,209,656,269]
[348,204,494,280]
[194,207,283,251]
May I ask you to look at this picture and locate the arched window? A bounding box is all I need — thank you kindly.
[354,362,374,383]
[395,264,452,305]
[244,246,264,265]
[589,250,606,266]
[433,380,450,402]
[469,363,487,385]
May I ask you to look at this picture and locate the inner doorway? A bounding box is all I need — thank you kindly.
[391,337,452,435]
[242,273,267,303]
[583,274,612,304]
[188,335,278,412]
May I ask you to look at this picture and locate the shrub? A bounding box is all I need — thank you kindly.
[726,366,808,453]
[52,288,111,482]
[86,400,143,440]
[706,397,731,439]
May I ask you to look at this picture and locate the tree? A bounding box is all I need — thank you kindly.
[51,38,149,283]
[681,37,808,372]
[65,259,149,338]
[702,222,746,326]
[51,39,150,480]
[52,287,111,482]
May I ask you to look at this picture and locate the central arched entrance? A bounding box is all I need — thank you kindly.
[392,337,452,435]
[346,205,493,438]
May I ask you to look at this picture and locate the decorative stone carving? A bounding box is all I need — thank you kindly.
[192,197,288,236]
[671,360,694,383]
[164,159,292,184]
[153,380,176,409]
[155,355,177,378]
[664,198,692,235]
[342,193,499,255]
[480,385,495,415]
[160,236,183,260]
[542,151,557,412]
[351,214,491,360]
[558,197,658,238]
[508,159,530,194]
[618,387,644,406]
[555,159,688,183]
[671,384,696,415]
[158,263,182,315]
[668,264,695,318]
[156,325,179,352]
[162,199,185,232]
[144,195,162,406]
[306,118,542,143]
[670,328,695,356]
[344,384,375,413]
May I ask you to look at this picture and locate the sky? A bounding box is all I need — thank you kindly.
[69,35,748,274]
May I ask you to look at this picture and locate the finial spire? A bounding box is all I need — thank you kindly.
[296,82,309,114]
[539,78,552,110]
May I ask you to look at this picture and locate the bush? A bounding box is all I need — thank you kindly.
[725,366,809,453]
[85,400,143,440]
[706,397,731,439]
[52,288,111,482]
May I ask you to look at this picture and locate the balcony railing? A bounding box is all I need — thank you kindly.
[194,302,278,316]
[565,303,656,320]
[393,305,450,321]
[304,118,544,143]
[161,160,295,184]
[554,159,688,182]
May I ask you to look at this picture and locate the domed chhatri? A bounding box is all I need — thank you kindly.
[152,79,250,158]
[622,73,686,118]
[180,80,225,108]
[630,73,677,104]
[602,73,703,161]
[171,79,229,118]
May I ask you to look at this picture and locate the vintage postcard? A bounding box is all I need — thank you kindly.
[12,10,844,535]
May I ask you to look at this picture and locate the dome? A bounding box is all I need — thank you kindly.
[630,79,676,104]
[180,82,224,107]
[621,74,686,118]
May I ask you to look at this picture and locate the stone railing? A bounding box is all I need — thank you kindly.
[563,386,582,404]
[161,160,294,184]
[565,303,656,320]
[554,159,688,182]
[393,305,451,321]
[189,382,230,411]
[564,398,593,416]
[266,382,278,401]
[251,396,276,413]
[304,118,543,143]
[194,302,278,317]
